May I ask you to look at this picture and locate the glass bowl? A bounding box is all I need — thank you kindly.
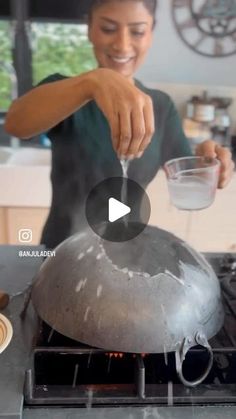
[164,156,220,210]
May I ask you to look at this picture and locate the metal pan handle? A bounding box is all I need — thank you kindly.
[221,275,236,299]
[175,332,213,387]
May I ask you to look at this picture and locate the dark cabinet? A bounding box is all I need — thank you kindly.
[0,0,89,22]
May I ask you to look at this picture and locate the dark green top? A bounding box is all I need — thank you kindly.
[38,73,192,248]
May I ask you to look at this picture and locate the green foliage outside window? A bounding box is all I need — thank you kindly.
[0,21,12,110]
[0,21,96,111]
[32,23,97,84]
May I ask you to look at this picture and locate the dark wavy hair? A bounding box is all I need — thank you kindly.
[88,0,157,23]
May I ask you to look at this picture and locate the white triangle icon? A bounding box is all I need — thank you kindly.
[108,198,131,223]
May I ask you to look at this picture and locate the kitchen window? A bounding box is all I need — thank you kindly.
[0,21,12,110]
[31,22,96,85]
[0,21,96,110]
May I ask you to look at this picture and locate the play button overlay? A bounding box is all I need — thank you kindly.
[108,198,131,222]
[85,177,151,242]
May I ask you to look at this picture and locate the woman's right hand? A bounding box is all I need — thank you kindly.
[87,68,155,159]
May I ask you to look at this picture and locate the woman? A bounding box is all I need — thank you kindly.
[5,0,234,249]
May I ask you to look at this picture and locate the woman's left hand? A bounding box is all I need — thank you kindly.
[195,140,235,188]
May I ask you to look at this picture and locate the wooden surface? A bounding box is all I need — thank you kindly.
[0,171,236,251]
[0,207,49,245]
[0,208,7,243]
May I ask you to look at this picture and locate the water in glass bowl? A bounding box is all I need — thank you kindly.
[167,174,215,210]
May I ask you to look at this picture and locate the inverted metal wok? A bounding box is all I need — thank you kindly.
[31,224,224,386]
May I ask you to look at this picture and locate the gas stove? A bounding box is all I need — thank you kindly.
[23,253,236,408]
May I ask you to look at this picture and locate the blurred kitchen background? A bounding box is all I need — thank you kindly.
[0,0,236,251]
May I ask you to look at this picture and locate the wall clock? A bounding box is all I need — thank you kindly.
[172,0,236,57]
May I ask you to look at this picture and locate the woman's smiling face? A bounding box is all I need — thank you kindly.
[88,0,154,79]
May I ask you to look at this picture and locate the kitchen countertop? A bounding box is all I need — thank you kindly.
[0,245,43,419]
[0,245,236,419]
[22,406,236,419]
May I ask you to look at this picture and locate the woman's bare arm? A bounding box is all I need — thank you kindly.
[4,73,93,139]
[4,68,154,158]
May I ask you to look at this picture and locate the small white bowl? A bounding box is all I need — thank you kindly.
[0,313,13,354]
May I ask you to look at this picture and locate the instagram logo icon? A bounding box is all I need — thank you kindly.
[18,229,33,243]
